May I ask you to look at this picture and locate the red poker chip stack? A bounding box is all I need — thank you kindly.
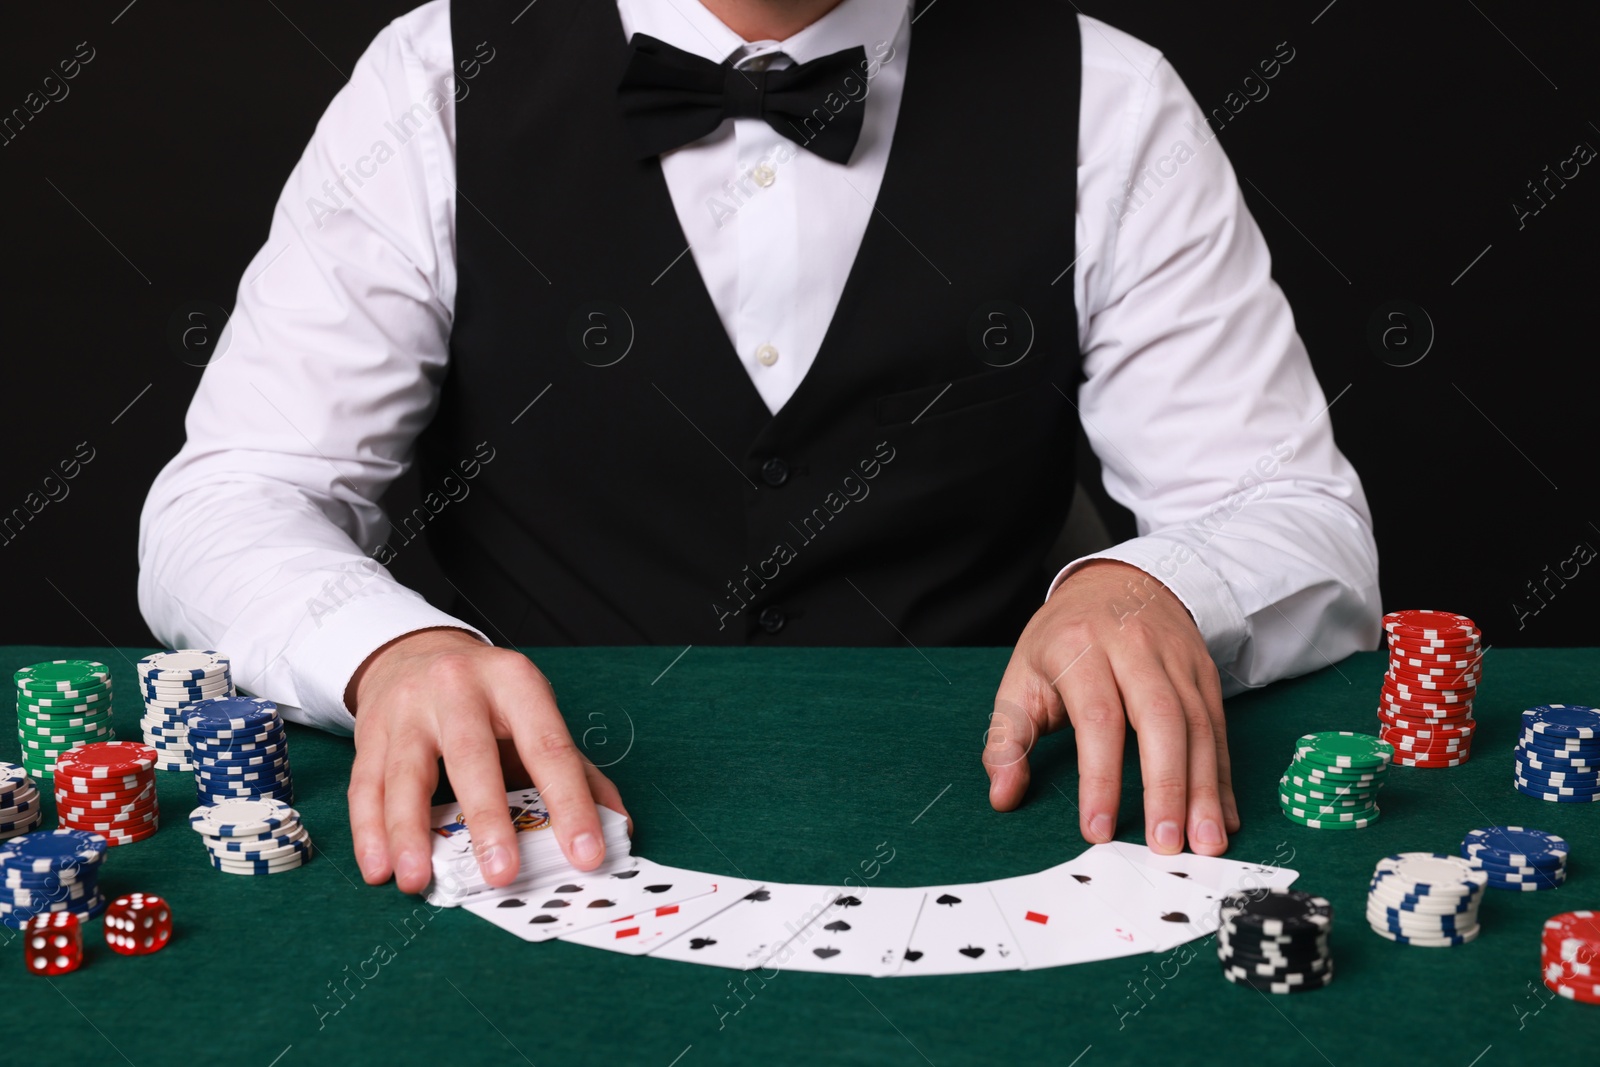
[52,742,160,847]
[1543,911,1600,1004]
[1377,610,1481,767]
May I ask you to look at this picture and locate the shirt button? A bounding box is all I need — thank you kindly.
[755,343,779,366]
[760,457,789,486]
[751,163,776,187]
[758,606,786,633]
[746,56,771,71]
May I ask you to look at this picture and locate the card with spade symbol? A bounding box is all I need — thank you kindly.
[555,875,763,956]
[1050,850,1223,951]
[647,882,853,971]
[763,885,927,977]
[1090,841,1299,934]
[986,866,1160,969]
[464,859,717,942]
[898,882,1027,976]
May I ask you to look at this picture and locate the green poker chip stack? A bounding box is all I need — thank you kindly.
[1278,731,1393,830]
[14,660,116,781]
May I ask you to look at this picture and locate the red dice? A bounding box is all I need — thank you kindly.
[25,913,83,975]
[103,893,172,956]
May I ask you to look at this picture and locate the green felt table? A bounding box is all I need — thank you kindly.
[5,645,1600,1065]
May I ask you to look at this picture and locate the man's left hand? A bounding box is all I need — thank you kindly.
[983,559,1239,856]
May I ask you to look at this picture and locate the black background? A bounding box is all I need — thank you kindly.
[1,0,1596,649]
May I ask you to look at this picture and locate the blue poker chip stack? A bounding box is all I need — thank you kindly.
[1514,704,1600,803]
[139,650,236,773]
[0,829,108,929]
[1460,826,1569,891]
[1366,852,1487,946]
[0,762,45,842]
[183,696,293,807]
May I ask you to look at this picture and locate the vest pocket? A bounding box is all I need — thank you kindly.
[873,363,1045,426]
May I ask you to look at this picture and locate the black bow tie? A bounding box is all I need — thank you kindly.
[616,33,868,165]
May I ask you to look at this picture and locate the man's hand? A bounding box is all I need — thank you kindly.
[345,628,628,893]
[983,560,1238,856]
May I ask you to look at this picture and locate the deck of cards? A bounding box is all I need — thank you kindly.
[425,786,634,907]
[431,788,1298,975]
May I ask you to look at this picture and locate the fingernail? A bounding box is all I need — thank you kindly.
[1195,819,1223,846]
[1154,820,1181,851]
[1089,814,1114,842]
[396,851,426,886]
[479,843,512,880]
[572,832,601,865]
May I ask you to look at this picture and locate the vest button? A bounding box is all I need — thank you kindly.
[760,457,789,486]
[758,606,786,633]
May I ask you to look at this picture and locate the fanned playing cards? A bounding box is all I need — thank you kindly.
[443,789,1298,977]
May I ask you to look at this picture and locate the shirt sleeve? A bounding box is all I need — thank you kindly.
[1052,29,1382,694]
[136,3,484,736]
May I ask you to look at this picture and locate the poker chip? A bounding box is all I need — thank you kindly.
[137,648,228,677]
[1279,733,1388,828]
[1394,754,1469,768]
[1461,827,1567,876]
[1515,780,1600,802]
[1515,761,1600,785]
[1366,853,1484,945]
[0,829,108,928]
[14,661,117,781]
[55,741,154,779]
[53,743,160,848]
[189,797,312,875]
[1378,718,1475,739]
[14,660,112,694]
[1517,747,1598,768]
[1519,731,1600,754]
[1294,731,1393,769]
[1216,889,1333,994]
[0,764,44,841]
[1523,704,1600,739]
[1376,612,1482,766]
[1543,912,1600,1003]
[188,796,293,836]
[138,650,240,772]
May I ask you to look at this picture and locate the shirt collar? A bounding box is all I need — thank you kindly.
[617,0,910,65]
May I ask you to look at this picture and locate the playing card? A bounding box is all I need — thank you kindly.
[464,858,717,942]
[986,866,1157,969]
[1053,849,1221,950]
[899,882,1026,975]
[768,885,927,977]
[1092,841,1299,912]
[647,882,841,971]
[556,875,762,956]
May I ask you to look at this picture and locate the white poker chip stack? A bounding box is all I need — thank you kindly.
[138,650,236,772]
[188,797,313,876]
[0,762,45,841]
[1366,852,1487,946]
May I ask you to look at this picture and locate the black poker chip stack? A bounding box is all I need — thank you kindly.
[1216,888,1334,993]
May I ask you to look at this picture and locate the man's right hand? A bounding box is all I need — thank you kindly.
[345,628,628,894]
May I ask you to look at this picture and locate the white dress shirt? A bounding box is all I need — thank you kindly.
[138,0,1382,736]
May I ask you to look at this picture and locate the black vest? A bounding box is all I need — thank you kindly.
[421,0,1084,646]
